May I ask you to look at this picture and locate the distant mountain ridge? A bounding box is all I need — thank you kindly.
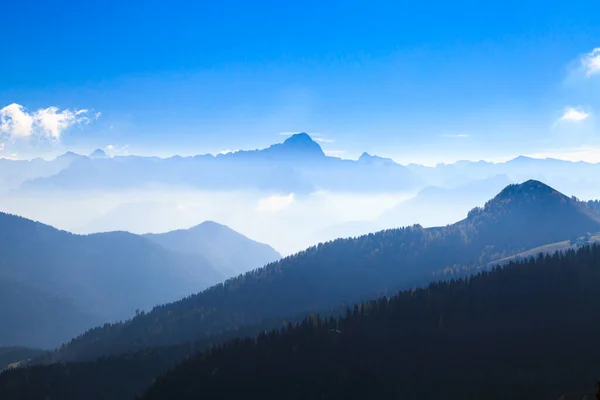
[18,133,423,193]
[46,180,600,362]
[0,212,283,348]
[5,133,600,196]
[0,212,223,348]
[145,221,281,277]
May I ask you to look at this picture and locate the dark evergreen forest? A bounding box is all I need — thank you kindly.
[140,244,600,400]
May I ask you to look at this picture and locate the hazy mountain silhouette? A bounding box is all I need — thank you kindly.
[19,133,423,193]
[145,221,281,277]
[88,149,109,159]
[313,174,514,243]
[357,152,396,166]
[220,132,326,161]
[47,180,600,361]
[7,136,600,197]
[407,156,600,197]
[0,212,223,348]
[0,152,85,192]
[377,174,514,228]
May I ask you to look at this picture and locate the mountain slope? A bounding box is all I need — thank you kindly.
[6,246,600,400]
[0,212,222,347]
[45,181,600,361]
[136,245,600,400]
[145,221,281,277]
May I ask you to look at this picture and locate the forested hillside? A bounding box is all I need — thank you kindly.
[3,246,600,399]
[139,245,600,400]
[44,180,600,362]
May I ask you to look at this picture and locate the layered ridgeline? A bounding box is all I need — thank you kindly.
[0,213,226,349]
[44,180,600,362]
[4,246,600,399]
[144,221,281,277]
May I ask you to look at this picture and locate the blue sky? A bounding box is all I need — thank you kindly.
[1,0,599,164]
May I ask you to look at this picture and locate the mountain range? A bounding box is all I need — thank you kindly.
[5,133,600,197]
[0,214,279,348]
[17,133,423,194]
[40,180,600,363]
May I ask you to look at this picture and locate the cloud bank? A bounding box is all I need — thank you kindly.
[0,103,99,140]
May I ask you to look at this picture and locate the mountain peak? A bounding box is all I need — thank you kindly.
[469,179,592,222]
[188,220,227,232]
[358,152,395,165]
[89,149,109,159]
[283,132,314,145]
[56,151,85,161]
[496,179,558,199]
[266,132,324,158]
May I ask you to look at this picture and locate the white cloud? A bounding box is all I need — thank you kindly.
[439,134,469,138]
[582,47,600,77]
[0,104,34,138]
[257,193,295,213]
[558,107,590,123]
[106,144,116,150]
[0,143,4,152]
[0,103,99,140]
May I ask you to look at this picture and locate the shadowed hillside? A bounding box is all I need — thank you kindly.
[0,212,222,348]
